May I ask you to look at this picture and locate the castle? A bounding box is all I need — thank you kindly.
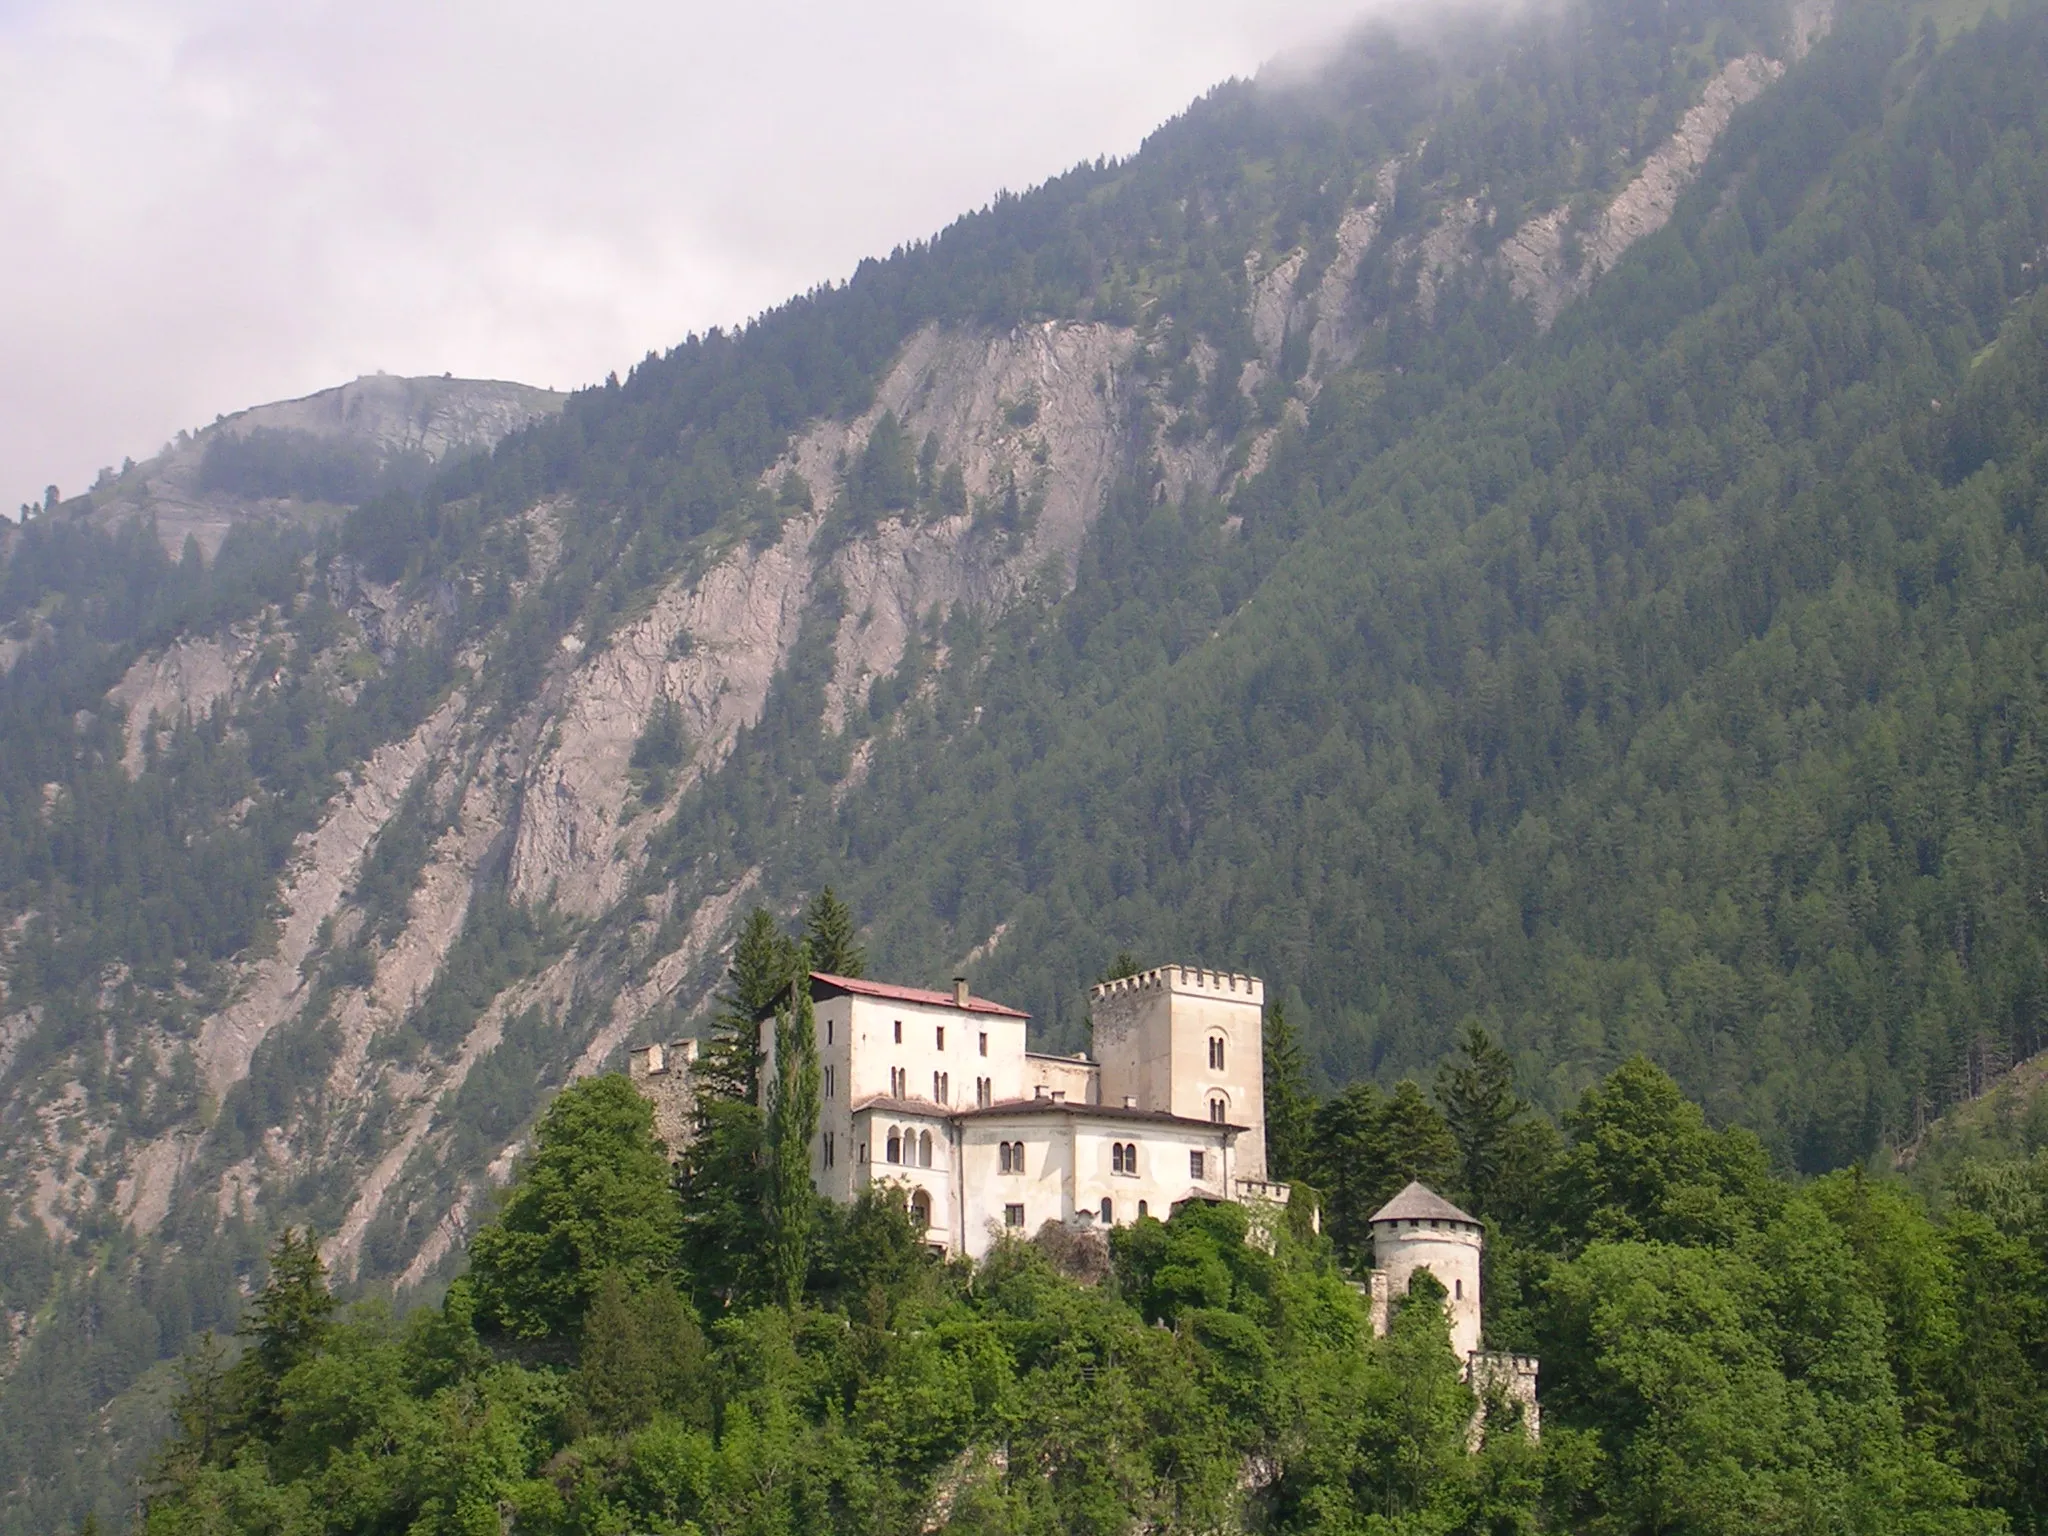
[631,961,1535,1426]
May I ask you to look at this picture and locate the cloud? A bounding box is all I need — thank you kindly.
[0,0,1372,509]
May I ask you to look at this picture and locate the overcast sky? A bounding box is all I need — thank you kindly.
[0,0,1379,513]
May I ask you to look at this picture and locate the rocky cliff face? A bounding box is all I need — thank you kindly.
[73,374,566,558]
[0,0,1836,1415]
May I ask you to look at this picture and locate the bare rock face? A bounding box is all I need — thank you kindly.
[108,628,268,773]
[77,374,566,559]
[222,375,564,463]
[31,27,1830,1295]
[507,523,821,916]
[1499,53,1788,328]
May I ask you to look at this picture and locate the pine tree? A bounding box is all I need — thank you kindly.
[232,1228,336,1435]
[703,907,797,1104]
[764,945,823,1309]
[804,888,864,979]
[1435,1023,1524,1218]
[1263,999,1315,1182]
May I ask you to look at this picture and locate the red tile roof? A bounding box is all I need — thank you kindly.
[809,971,1030,1019]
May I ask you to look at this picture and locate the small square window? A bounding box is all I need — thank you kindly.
[1189,1150,1206,1179]
[1004,1203,1025,1228]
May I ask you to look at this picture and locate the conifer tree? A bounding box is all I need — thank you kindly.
[232,1228,336,1435]
[803,888,864,979]
[764,945,823,1309]
[1435,1023,1545,1222]
[703,906,797,1104]
[1262,999,1315,1182]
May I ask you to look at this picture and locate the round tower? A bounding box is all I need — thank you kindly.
[1370,1182,1484,1362]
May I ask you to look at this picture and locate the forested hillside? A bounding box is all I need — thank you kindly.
[135,1041,2048,1535]
[10,0,2048,1525]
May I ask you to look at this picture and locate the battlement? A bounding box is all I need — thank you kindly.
[627,1038,698,1159]
[1467,1351,1541,1442]
[1471,1352,1541,1374]
[629,1038,698,1078]
[1087,965,1264,1005]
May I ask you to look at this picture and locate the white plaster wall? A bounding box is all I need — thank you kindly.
[1374,1222,1484,1361]
[845,994,1027,1109]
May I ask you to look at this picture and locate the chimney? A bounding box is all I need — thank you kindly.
[953,976,969,1009]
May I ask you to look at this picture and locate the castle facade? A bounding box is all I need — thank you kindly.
[630,959,1536,1431]
[755,964,1280,1260]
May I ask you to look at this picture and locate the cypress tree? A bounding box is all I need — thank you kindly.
[764,945,823,1309]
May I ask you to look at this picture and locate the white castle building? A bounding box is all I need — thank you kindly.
[751,964,1283,1259]
[631,959,1536,1428]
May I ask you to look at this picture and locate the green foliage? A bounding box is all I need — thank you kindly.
[1304,1078,1461,1266]
[1435,1021,1557,1227]
[701,904,797,1104]
[197,426,433,505]
[1263,999,1315,1182]
[571,1272,710,1436]
[802,886,865,979]
[1552,1056,1778,1249]
[764,950,824,1309]
[468,1076,683,1339]
[139,1059,2048,1536]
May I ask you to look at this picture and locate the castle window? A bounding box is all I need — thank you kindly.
[823,1132,835,1168]
[1209,1097,1226,1123]
[918,1129,933,1168]
[1100,1198,1113,1224]
[826,1020,833,1044]
[977,1077,991,1107]
[979,1031,988,1056]
[1189,1150,1206,1179]
[886,1129,902,1164]
[936,1026,945,1050]
[1004,1203,1025,1228]
[824,1066,834,1098]
[1112,1142,1137,1175]
[894,1019,903,1043]
[1138,1200,1148,1218]
[1208,1036,1224,1069]
[1454,1279,1463,1299]
[911,1189,932,1229]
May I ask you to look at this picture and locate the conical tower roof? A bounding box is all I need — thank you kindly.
[1369,1181,1478,1226]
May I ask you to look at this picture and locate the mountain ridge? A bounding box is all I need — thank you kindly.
[22,0,2048,1524]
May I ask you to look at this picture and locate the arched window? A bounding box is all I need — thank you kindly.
[1208,1036,1225,1069]
[1209,1096,1227,1123]
[1111,1142,1124,1174]
[909,1189,932,1230]
[886,1128,902,1164]
[1100,1197,1113,1224]
[918,1129,933,1168]
[1138,1200,1149,1219]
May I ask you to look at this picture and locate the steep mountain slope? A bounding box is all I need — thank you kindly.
[53,373,566,559]
[16,0,2048,1524]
